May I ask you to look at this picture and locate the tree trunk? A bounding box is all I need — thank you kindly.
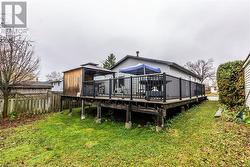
[2,94,9,118]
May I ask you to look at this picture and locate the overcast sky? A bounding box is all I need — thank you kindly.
[25,0,249,80]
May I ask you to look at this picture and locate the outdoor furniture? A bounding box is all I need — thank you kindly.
[140,79,172,100]
[119,63,161,75]
[98,84,105,95]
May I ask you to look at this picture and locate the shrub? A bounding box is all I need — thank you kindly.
[9,112,17,121]
[217,61,245,108]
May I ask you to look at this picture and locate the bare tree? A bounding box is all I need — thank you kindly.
[0,29,39,118]
[46,71,62,81]
[185,59,215,83]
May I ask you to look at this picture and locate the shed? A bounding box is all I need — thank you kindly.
[243,53,250,107]
[63,63,114,96]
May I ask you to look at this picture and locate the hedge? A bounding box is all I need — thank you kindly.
[217,61,245,108]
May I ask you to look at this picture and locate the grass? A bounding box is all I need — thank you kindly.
[0,101,249,166]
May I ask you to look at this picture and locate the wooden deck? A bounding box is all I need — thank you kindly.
[62,73,206,131]
[61,94,207,131]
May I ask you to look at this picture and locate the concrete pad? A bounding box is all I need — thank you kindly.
[81,115,86,120]
[125,122,132,129]
[156,126,163,132]
[95,118,101,124]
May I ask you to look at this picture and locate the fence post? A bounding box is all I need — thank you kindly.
[109,78,112,99]
[189,80,192,99]
[93,80,96,98]
[60,96,63,111]
[179,78,182,100]
[163,73,166,102]
[130,76,133,100]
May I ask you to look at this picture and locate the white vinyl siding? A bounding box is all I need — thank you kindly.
[111,58,200,82]
[244,62,250,107]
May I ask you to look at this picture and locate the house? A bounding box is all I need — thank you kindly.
[63,63,114,96]
[63,54,204,100]
[50,80,63,92]
[210,85,218,94]
[62,55,206,130]
[110,55,201,82]
[109,55,202,97]
[243,53,250,107]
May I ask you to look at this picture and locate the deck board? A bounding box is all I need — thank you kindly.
[69,95,205,104]
[63,95,206,107]
[62,95,207,115]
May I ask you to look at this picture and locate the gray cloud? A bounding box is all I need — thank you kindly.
[26,0,249,80]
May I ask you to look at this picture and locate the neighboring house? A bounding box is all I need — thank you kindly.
[210,85,218,94]
[50,80,63,92]
[110,55,201,82]
[243,53,250,107]
[9,81,52,96]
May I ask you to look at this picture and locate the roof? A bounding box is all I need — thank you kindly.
[49,80,63,83]
[12,81,52,89]
[243,52,250,69]
[63,62,115,75]
[110,55,201,79]
[63,67,83,73]
[82,63,115,75]
[81,62,98,66]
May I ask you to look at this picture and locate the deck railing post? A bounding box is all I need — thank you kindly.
[81,82,84,96]
[130,76,133,100]
[93,80,96,98]
[195,82,198,97]
[163,73,166,102]
[200,84,201,96]
[109,78,112,99]
[203,84,206,96]
[179,78,182,100]
[189,80,192,99]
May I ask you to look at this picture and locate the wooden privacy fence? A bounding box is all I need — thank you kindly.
[0,91,62,117]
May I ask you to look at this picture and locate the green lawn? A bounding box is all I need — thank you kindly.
[0,101,249,166]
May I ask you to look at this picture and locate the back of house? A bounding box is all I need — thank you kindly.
[110,55,201,82]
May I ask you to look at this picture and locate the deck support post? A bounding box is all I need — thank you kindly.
[181,106,185,112]
[96,103,101,123]
[156,108,164,132]
[81,99,86,120]
[68,99,72,116]
[125,103,132,129]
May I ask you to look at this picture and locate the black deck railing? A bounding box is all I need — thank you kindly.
[82,73,205,102]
